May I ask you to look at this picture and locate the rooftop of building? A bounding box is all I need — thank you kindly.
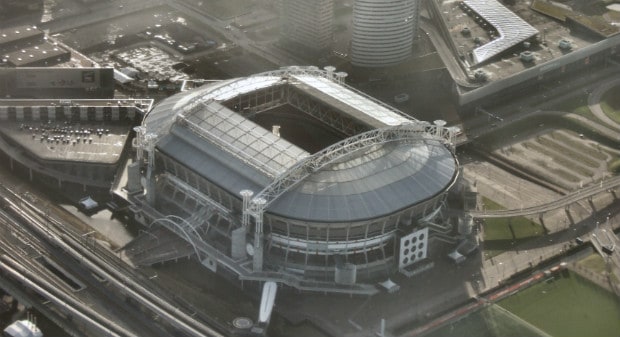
[0,99,152,164]
[438,0,620,86]
[0,25,43,47]
[2,41,69,67]
[0,98,152,109]
[288,73,412,128]
[0,24,98,69]
[0,121,132,164]
[461,0,539,64]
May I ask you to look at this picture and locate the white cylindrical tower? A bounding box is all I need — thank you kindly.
[351,0,417,67]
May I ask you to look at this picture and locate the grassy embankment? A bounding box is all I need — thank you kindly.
[481,197,545,259]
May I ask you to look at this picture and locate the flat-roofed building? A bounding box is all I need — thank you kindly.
[4,42,70,67]
[0,25,43,49]
[0,98,152,193]
[0,68,115,99]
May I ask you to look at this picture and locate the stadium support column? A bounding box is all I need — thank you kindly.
[241,190,254,228]
[324,66,336,81]
[232,190,254,260]
[251,198,267,272]
[433,120,446,138]
[335,71,348,85]
[135,126,157,205]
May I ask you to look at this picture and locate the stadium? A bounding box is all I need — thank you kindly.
[126,66,460,294]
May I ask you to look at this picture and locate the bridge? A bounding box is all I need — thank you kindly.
[468,175,620,218]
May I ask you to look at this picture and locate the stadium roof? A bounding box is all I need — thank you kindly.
[143,67,416,176]
[157,124,270,195]
[144,66,458,222]
[183,100,308,177]
[290,74,411,128]
[464,0,539,64]
[267,139,457,222]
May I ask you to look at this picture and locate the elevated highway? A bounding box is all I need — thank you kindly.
[468,175,620,218]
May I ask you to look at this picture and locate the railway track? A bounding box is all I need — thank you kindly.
[0,183,227,337]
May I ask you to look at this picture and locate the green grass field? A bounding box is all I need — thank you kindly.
[481,198,545,259]
[422,271,620,337]
[578,253,607,274]
[422,304,549,337]
[577,253,619,282]
[498,272,620,337]
[600,84,620,124]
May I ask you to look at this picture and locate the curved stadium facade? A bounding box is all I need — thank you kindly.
[128,66,459,294]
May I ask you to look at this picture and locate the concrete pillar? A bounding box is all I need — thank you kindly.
[32,107,40,121]
[253,244,264,272]
[252,198,267,272]
[112,107,120,121]
[231,227,247,260]
[145,177,156,206]
[125,162,142,193]
[379,318,386,337]
[96,107,103,121]
[28,168,33,181]
[15,107,23,121]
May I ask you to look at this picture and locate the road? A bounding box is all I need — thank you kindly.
[588,76,620,131]
[456,63,620,145]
